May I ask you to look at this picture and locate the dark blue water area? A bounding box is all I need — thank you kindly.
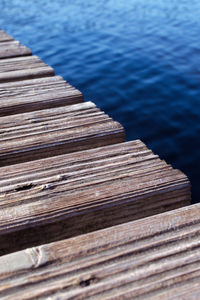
[0,0,199,202]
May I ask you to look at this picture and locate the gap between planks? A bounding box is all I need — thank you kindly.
[0,140,190,255]
[0,203,199,299]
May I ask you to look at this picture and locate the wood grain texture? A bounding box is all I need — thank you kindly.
[0,140,189,255]
[0,30,13,42]
[0,55,54,82]
[0,203,198,299]
[0,76,83,116]
[0,40,32,59]
[0,101,124,167]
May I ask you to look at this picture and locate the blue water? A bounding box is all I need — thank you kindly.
[0,0,199,202]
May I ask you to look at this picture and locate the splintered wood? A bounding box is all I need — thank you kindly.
[0,203,199,300]
[0,101,124,166]
[0,76,83,116]
[0,140,190,255]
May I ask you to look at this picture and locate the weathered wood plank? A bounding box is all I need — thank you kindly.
[0,75,65,90]
[0,203,198,299]
[0,30,13,42]
[0,140,189,255]
[0,76,83,116]
[0,56,54,82]
[0,40,32,59]
[0,101,124,167]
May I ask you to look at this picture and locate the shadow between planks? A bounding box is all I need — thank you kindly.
[0,30,193,299]
[0,203,200,299]
[0,140,190,255]
[0,30,14,42]
[0,76,84,116]
[0,101,125,166]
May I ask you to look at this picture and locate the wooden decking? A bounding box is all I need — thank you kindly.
[0,29,196,298]
[0,30,14,42]
[0,76,83,116]
[0,56,54,83]
[1,203,200,299]
[0,140,189,255]
[0,102,124,166]
[0,40,32,59]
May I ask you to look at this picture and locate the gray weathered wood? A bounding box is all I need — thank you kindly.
[0,30,14,42]
[0,56,54,82]
[0,140,189,255]
[0,101,124,167]
[0,203,199,299]
[0,40,32,59]
[0,76,83,116]
[0,30,193,299]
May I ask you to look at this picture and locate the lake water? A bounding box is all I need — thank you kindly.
[0,0,199,202]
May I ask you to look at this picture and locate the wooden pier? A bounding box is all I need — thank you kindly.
[0,30,197,299]
[1,204,200,299]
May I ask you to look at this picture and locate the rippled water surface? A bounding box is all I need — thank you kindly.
[0,0,199,202]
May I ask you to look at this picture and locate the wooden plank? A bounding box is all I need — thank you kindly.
[0,101,124,167]
[0,140,189,255]
[0,56,54,82]
[0,30,14,42]
[0,76,83,116]
[0,203,198,299]
[0,40,32,59]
